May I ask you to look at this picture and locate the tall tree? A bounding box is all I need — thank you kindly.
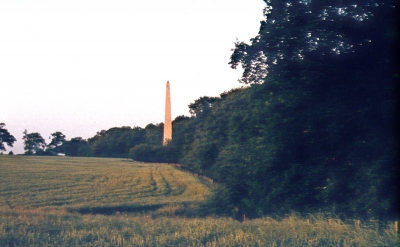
[224,0,398,219]
[48,131,66,149]
[23,130,46,155]
[0,123,16,152]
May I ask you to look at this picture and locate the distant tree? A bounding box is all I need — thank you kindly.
[172,115,190,125]
[8,151,14,155]
[0,123,16,152]
[63,137,91,156]
[48,131,66,149]
[144,123,157,131]
[129,144,157,162]
[129,143,176,163]
[144,123,163,145]
[23,130,46,155]
[188,96,219,117]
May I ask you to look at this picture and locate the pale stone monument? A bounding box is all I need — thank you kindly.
[163,81,172,145]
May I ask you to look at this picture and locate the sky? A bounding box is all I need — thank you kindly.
[0,0,266,154]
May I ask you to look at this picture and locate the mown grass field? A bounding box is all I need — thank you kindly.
[0,155,398,246]
[0,155,209,212]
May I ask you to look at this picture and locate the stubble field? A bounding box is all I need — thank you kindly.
[0,155,209,212]
[0,155,398,246]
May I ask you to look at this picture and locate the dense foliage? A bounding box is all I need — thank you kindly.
[177,0,398,220]
[0,123,16,152]
[9,0,398,221]
[22,130,47,155]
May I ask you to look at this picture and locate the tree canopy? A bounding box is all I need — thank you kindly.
[23,130,46,155]
[48,131,66,149]
[229,0,397,84]
[0,123,16,152]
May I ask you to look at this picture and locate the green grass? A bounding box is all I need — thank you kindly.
[0,155,398,246]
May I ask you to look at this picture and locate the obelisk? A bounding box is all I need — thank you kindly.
[163,81,172,145]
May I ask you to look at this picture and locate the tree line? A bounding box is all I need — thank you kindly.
[1,0,398,221]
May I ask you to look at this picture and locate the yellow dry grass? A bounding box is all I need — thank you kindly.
[0,155,398,246]
[0,155,210,210]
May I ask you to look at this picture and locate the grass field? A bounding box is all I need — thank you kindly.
[0,155,209,212]
[0,155,398,246]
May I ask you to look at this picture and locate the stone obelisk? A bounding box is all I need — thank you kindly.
[163,81,172,145]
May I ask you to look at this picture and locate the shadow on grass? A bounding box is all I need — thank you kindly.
[70,204,166,215]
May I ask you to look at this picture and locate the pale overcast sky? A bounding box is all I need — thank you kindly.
[0,0,265,154]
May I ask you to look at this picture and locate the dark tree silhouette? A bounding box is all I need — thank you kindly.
[48,131,66,149]
[23,130,46,155]
[0,123,16,152]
